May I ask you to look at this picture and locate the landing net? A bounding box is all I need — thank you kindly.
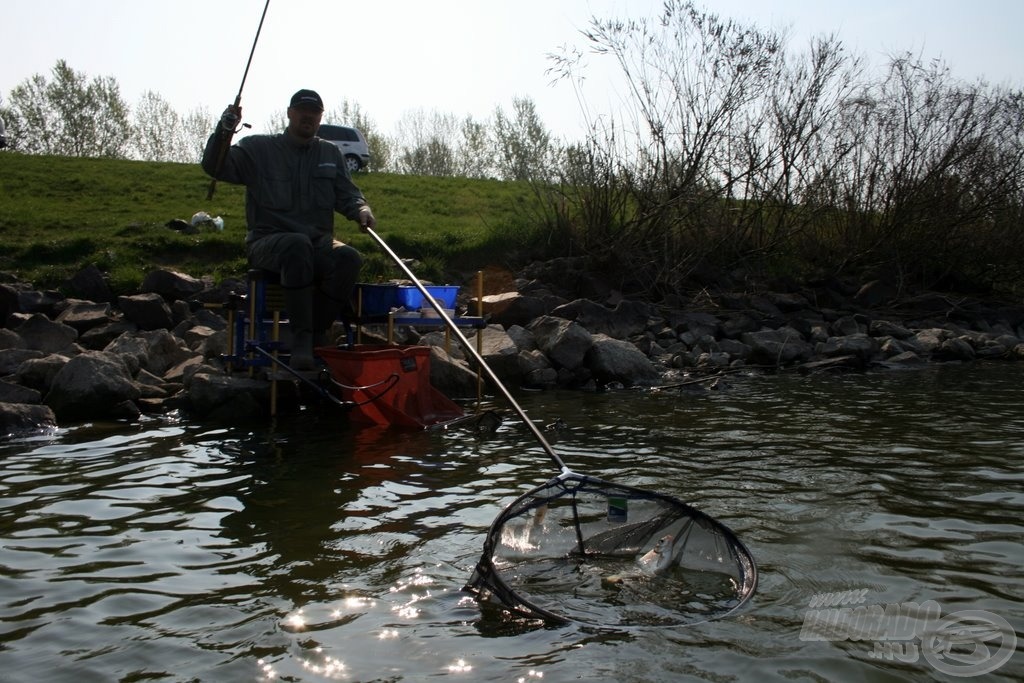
[465,471,757,627]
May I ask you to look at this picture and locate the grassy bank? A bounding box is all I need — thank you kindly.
[0,152,537,293]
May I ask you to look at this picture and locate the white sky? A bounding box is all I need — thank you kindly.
[2,0,1022,141]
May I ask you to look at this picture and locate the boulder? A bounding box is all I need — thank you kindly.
[55,300,113,333]
[585,334,660,386]
[14,313,78,353]
[816,333,881,361]
[740,328,813,366]
[429,346,479,399]
[79,320,139,350]
[480,292,555,328]
[186,371,271,419]
[45,351,141,421]
[0,328,22,350]
[0,401,57,435]
[117,292,174,331]
[528,316,594,370]
[0,380,42,404]
[140,268,205,302]
[505,324,537,352]
[720,313,760,339]
[551,298,651,339]
[934,337,975,362]
[469,325,521,384]
[64,264,113,303]
[0,348,46,376]
[14,354,71,393]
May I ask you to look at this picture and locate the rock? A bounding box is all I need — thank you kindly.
[0,380,42,404]
[528,316,594,370]
[480,292,556,327]
[141,269,206,303]
[16,289,64,316]
[106,329,194,376]
[0,284,20,326]
[0,328,22,350]
[45,351,141,421]
[79,320,138,350]
[0,348,46,375]
[0,401,57,435]
[163,356,205,384]
[815,333,881,361]
[551,298,651,339]
[830,315,865,336]
[720,313,760,339]
[740,328,813,366]
[428,346,479,398]
[14,314,79,353]
[14,354,70,393]
[55,300,113,333]
[766,291,812,313]
[191,307,229,331]
[186,371,271,419]
[183,325,217,351]
[934,337,975,362]
[468,325,521,384]
[585,334,660,385]
[505,324,537,352]
[64,264,113,303]
[518,348,552,376]
[717,338,752,361]
[117,292,174,330]
[910,328,949,356]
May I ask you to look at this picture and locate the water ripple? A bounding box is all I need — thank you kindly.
[1,365,1022,681]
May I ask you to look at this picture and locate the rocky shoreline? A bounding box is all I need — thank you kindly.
[2,259,1023,434]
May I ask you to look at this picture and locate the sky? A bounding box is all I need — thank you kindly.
[2,0,1023,141]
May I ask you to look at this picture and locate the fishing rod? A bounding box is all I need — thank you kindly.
[206,0,271,200]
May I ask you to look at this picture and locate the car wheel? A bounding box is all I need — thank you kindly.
[344,155,361,173]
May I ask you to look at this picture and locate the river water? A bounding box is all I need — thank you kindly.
[1,362,1021,681]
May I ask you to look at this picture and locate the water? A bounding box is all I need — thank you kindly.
[1,363,1021,681]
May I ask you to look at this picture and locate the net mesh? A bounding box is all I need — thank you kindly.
[465,471,757,627]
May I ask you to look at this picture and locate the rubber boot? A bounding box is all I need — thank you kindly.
[284,286,316,371]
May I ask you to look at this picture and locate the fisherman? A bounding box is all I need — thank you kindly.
[201,89,375,370]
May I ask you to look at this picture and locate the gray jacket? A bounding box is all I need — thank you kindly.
[202,130,368,246]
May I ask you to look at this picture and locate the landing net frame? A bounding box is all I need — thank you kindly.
[465,470,758,627]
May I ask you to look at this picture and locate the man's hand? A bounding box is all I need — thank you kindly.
[358,205,376,231]
[220,105,242,133]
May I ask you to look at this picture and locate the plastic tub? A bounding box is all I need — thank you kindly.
[358,284,459,315]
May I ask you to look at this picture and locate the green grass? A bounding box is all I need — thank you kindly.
[0,152,537,293]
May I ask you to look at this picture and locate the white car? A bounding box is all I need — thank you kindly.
[317,124,370,172]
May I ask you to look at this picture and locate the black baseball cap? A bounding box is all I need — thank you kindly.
[289,89,324,111]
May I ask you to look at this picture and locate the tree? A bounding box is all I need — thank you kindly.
[492,96,552,181]
[391,108,459,176]
[455,115,494,178]
[6,60,130,158]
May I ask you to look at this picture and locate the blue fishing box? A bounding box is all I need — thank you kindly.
[357,283,459,315]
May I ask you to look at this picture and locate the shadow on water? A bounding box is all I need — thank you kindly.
[0,363,1021,681]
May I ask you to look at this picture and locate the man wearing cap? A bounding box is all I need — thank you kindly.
[202,89,375,370]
